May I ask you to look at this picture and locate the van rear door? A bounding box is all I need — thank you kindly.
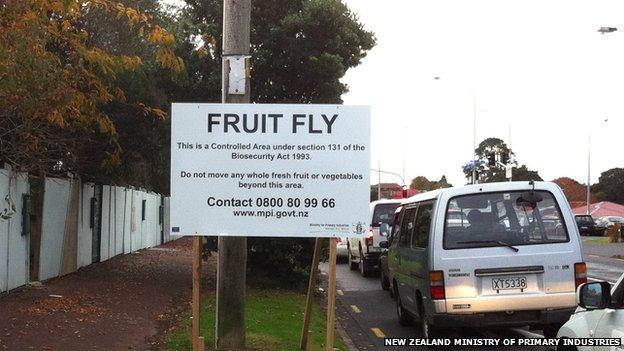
[435,189,581,313]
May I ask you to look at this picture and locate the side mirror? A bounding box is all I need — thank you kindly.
[380,223,390,236]
[577,282,612,310]
[379,240,389,249]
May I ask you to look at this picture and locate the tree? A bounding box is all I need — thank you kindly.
[553,177,597,205]
[176,0,375,104]
[593,168,624,205]
[0,0,181,180]
[410,175,453,191]
[464,138,515,183]
[464,137,542,183]
[81,0,186,192]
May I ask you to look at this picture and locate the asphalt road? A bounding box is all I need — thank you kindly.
[321,240,623,351]
[582,237,624,284]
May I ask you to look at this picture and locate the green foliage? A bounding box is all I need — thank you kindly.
[0,0,180,184]
[593,168,624,205]
[177,0,375,103]
[465,137,542,183]
[409,175,452,191]
[247,237,319,285]
[166,290,346,351]
[511,165,543,182]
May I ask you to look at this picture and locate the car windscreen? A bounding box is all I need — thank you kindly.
[443,191,569,250]
[372,203,401,227]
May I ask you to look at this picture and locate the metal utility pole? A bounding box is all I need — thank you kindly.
[377,161,381,200]
[216,0,251,348]
[586,134,591,215]
[472,92,477,184]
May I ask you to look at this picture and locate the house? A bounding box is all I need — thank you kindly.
[370,183,422,200]
[571,201,624,218]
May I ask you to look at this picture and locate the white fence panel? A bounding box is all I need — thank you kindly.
[0,170,10,292]
[77,183,94,269]
[39,178,71,281]
[131,190,142,251]
[163,197,171,243]
[0,173,173,292]
[123,189,132,254]
[148,193,160,247]
[139,191,149,250]
[6,172,29,290]
[114,187,125,256]
[100,185,111,261]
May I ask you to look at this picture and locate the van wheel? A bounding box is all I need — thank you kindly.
[395,288,413,326]
[418,300,443,339]
[359,247,370,277]
[380,269,390,291]
[347,244,358,270]
[542,324,562,339]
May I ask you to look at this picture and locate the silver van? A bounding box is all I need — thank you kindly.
[384,181,585,338]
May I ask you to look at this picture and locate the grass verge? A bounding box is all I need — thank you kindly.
[585,237,610,244]
[166,289,347,351]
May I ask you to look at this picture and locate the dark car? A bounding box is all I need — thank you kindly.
[575,214,606,236]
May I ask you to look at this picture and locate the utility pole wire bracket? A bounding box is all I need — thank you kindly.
[224,55,251,95]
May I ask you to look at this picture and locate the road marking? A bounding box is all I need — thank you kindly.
[337,289,344,296]
[350,305,361,313]
[371,327,386,338]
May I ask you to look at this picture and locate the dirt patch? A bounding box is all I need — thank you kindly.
[0,237,216,350]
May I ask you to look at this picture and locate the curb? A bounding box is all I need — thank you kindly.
[336,310,360,351]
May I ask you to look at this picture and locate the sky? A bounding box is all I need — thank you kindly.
[161,0,624,187]
[340,0,624,187]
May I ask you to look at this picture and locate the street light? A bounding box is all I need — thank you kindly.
[433,76,478,184]
[586,118,609,215]
[598,27,618,34]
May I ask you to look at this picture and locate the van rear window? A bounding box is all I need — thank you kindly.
[372,203,401,227]
[443,191,569,250]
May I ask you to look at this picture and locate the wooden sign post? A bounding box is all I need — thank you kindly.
[326,238,338,351]
[192,236,205,351]
[300,238,323,349]
[300,237,339,351]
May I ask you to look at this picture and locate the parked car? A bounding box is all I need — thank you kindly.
[379,206,403,296]
[575,215,606,236]
[335,237,348,261]
[387,181,584,339]
[557,273,624,351]
[348,199,402,276]
[595,215,624,229]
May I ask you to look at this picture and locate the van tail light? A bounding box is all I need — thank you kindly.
[365,229,374,247]
[574,262,587,288]
[429,271,445,300]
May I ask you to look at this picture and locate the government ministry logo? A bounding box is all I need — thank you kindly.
[354,222,364,235]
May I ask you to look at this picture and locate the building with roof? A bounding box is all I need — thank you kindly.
[571,201,624,218]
